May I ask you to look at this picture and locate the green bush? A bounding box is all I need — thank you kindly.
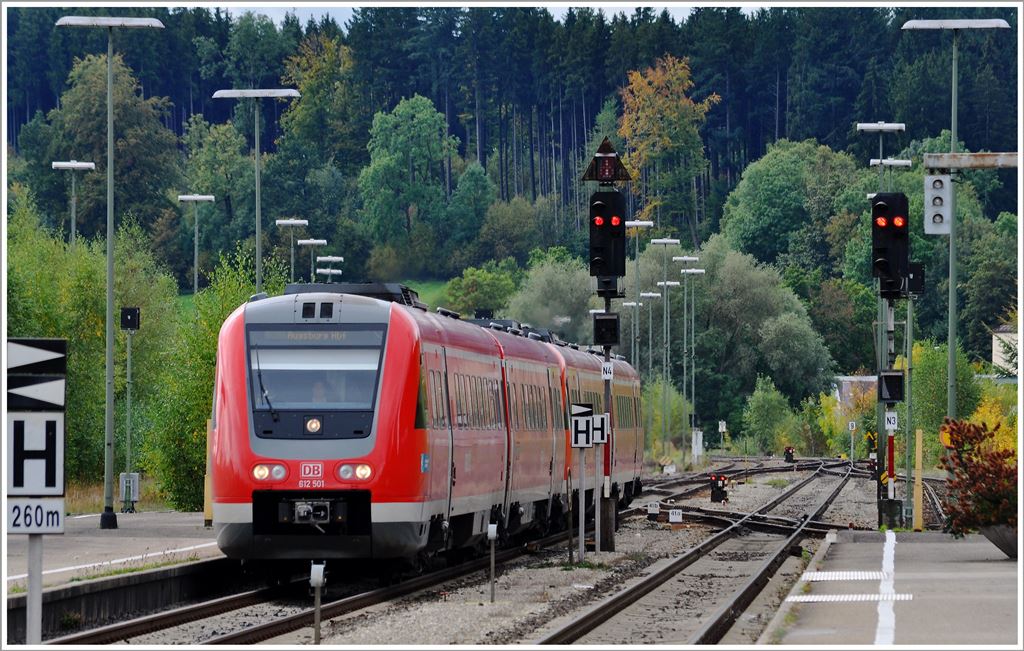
[142,245,285,509]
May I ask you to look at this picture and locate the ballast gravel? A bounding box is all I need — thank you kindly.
[262,468,880,646]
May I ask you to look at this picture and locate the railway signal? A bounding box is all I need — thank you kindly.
[871,192,910,299]
[583,138,633,554]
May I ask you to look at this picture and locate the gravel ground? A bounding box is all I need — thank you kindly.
[265,470,881,646]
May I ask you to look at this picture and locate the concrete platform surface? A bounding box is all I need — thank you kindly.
[5,511,222,590]
[761,529,1020,646]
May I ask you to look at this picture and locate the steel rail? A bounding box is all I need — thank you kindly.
[46,584,293,645]
[534,463,831,644]
[687,467,852,644]
[204,529,571,644]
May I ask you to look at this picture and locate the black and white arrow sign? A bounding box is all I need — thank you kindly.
[7,339,67,374]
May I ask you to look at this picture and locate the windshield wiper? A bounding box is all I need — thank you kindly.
[253,343,278,421]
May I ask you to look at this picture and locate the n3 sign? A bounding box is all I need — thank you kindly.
[885,411,898,431]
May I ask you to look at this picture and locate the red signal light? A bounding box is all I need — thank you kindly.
[893,216,906,228]
[594,216,605,227]
[875,217,888,228]
[611,215,622,227]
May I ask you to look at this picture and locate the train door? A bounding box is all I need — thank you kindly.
[439,348,456,528]
[545,366,561,504]
[500,359,514,529]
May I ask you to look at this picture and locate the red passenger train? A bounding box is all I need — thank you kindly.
[210,283,643,561]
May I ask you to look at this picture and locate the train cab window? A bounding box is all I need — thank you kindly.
[246,324,385,439]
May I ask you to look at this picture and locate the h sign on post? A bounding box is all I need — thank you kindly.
[592,413,609,444]
[571,403,594,448]
[7,339,67,535]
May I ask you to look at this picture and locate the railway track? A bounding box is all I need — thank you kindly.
[41,459,893,645]
[535,463,851,644]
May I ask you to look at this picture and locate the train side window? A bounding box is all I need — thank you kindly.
[474,376,482,428]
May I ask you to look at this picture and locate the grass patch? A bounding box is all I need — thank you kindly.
[69,554,200,583]
[765,478,789,489]
[8,583,26,595]
[65,476,170,515]
[175,293,197,319]
[401,279,448,310]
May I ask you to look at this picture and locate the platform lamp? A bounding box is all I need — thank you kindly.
[298,239,327,281]
[624,220,654,364]
[682,267,706,452]
[276,218,308,282]
[639,292,662,377]
[675,253,700,442]
[51,160,95,244]
[212,88,301,294]
[316,255,344,283]
[902,18,1009,423]
[177,194,215,294]
[56,15,165,532]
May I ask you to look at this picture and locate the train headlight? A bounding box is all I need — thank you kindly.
[252,463,287,481]
[305,417,322,434]
[336,463,373,481]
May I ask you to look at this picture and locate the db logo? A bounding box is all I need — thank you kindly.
[300,462,323,479]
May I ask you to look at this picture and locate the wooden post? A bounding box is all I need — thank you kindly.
[913,428,924,532]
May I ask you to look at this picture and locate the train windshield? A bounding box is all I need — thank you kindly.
[247,326,385,411]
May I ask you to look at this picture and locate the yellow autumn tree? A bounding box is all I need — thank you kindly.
[618,55,719,237]
[969,380,1018,455]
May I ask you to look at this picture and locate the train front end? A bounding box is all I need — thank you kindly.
[211,289,427,560]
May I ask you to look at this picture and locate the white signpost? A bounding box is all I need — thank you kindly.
[601,361,613,380]
[570,403,593,560]
[885,411,897,499]
[7,339,67,644]
[848,421,857,463]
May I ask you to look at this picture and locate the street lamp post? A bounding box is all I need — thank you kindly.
[298,239,327,281]
[656,279,680,460]
[674,255,699,445]
[317,255,344,283]
[212,88,301,294]
[651,238,679,462]
[625,220,654,365]
[178,194,215,294]
[275,218,309,282]
[640,292,661,379]
[682,268,705,457]
[56,15,165,532]
[51,160,95,244]
[901,18,1010,422]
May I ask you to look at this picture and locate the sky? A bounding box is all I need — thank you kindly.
[228,3,709,30]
